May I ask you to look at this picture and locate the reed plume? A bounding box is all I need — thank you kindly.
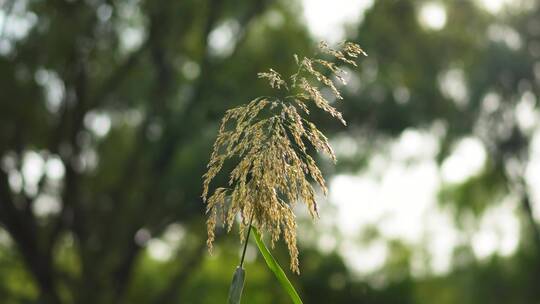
[203,41,366,273]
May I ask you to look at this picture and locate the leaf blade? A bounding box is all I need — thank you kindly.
[227,267,246,304]
[253,228,303,304]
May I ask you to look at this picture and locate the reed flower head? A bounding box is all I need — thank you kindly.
[202,41,366,273]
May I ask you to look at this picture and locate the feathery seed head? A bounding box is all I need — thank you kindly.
[203,41,365,274]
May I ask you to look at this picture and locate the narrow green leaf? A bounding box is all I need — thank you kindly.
[252,228,303,304]
[227,267,246,304]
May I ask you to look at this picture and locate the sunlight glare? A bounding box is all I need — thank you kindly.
[441,137,486,184]
[302,0,374,43]
[419,2,447,30]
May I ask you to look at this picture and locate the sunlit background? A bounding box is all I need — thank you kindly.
[301,0,540,276]
[1,0,539,303]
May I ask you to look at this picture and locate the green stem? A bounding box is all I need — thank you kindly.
[239,214,254,268]
[227,214,254,304]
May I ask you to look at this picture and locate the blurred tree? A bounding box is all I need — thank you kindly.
[0,0,313,302]
[1,0,540,303]
[348,0,540,253]
[342,0,540,302]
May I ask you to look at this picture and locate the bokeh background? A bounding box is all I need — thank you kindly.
[1,0,540,303]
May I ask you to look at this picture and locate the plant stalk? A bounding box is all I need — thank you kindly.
[239,214,254,268]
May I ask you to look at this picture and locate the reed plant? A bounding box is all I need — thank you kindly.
[202,41,366,303]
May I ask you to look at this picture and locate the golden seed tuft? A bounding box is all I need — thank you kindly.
[202,41,365,274]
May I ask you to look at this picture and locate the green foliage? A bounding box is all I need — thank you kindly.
[439,162,508,219]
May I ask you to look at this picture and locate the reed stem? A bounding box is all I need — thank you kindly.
[239,214,254,268]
